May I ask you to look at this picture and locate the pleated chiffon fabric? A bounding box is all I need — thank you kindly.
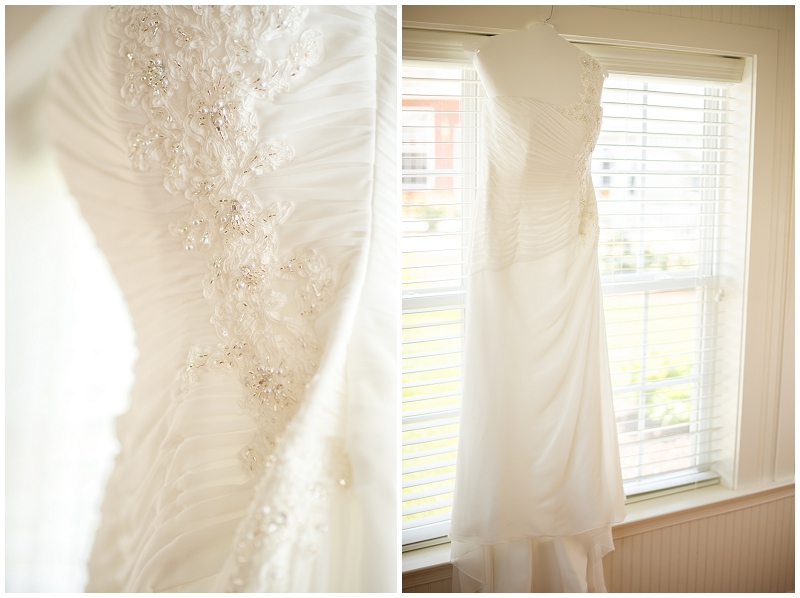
[449,48,627,592]
[48,6,395,592]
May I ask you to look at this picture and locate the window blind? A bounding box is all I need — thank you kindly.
[595,74,733,499]
[402,28,745,81]
[402,64,481,545]
[402,49,743,546]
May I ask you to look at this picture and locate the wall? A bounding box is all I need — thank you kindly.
[401,4,794,592]
[403,485,795,592]
[603,485,794,592]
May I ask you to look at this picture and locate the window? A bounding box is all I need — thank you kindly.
[402,44,748,546]
[402,64,480,544]
[402,108,437,188]
[596,74,734,498]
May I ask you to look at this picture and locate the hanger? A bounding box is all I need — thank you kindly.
[544,5,554,24]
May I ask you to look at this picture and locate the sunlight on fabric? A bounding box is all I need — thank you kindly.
[402,63,738,545]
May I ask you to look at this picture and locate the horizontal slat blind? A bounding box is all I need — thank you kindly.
[403,28,745,81]
[595,73,731,498]
[402,55,739,544]
[402,63,480,544]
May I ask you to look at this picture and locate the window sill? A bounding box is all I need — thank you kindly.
[402,480,795,576]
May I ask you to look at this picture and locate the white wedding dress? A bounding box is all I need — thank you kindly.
[48,5,395,592]
[449,36,627,592]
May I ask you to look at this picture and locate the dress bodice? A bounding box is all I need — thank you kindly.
[470,49,607,272]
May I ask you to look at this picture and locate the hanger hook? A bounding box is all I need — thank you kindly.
[544,5,554,23]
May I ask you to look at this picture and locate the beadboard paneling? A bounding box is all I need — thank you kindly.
[601,494,794,592]
[402,486,794,592]
[404,578,453,593]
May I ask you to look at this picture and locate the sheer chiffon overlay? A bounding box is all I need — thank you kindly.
[48,5,395,592]
[449,48,627,593]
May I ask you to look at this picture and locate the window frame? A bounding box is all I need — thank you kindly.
[401,7,789,547]
[401,7,790,495]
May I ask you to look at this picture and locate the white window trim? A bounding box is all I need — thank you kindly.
[401,3,792,567]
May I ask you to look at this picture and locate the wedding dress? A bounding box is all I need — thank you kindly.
[48,5,395,592]
[449,25,627,593]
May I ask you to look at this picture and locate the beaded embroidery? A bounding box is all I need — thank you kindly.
[554,49,606,243]
[111,5,348,590]
[221,432,353,591]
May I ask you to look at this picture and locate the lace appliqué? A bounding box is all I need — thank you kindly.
[222,434,352,591]
[555,49,606,243]
[112,5,346,589]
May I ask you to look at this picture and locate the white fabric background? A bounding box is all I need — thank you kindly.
[6,5,398,591]
[6,7,136,591]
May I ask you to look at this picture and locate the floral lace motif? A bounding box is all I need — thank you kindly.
[112,5,348,589]
[554,49,606,243]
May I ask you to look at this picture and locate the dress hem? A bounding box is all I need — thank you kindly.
[447,512,626,547]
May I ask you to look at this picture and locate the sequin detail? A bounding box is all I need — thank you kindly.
[111,5,348,590]
[225,434,352,591]
[554,49,606,242]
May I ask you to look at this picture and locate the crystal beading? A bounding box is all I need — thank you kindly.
[554,49,606,244]
[111,5,350,590]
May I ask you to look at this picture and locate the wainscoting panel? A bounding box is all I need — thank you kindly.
[404,578,453,594]
[402,486,794,593]
[602,491,794,592]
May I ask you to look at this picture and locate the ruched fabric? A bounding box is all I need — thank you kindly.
[449,48,626,593]
[471,96,584,272]
[48,5,395,592]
